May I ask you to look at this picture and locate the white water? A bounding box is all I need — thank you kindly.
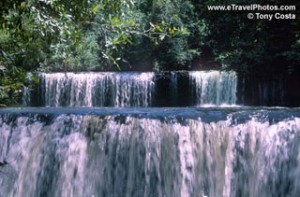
[0,111,300,197]
[189,71,237,105]
[22,73,33,106]
[41,72,155,107]
[34,71,238,107]
[5,70,298,197]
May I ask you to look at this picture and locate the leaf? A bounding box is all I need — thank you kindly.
[92,5,98,13]
[159,34,165,41]
[156,25,163,33]
[0,65,6,71]
[20,2,26,9]
[113,39,120,45]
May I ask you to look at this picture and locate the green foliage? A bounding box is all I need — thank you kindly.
[199,0,300,75]
[0,0,204,72]
[119,0,202,70]
[0,66,27,105]
[62,0,202,71]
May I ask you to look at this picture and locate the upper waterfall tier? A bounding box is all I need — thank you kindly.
[41,72,155,107]
[30,71,237,107]
[189,71,237,105]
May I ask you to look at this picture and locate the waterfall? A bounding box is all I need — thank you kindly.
[2,68,300,197]
[0,108,300,197]
[170,72,179,106]
[27,71,238,107]
[41,72,155,107]
[189,71,237,106]
[22,73,33,106]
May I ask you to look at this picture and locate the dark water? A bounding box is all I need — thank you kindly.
[1,107,300,197]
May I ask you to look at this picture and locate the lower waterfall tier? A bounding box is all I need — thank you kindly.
[0,107,300,197]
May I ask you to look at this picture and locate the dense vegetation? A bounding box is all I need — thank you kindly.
[0,0,299,105]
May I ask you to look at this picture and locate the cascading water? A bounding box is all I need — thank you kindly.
[41,72,155,107]
[170,72,179,106]
[30,71,238,107]
[189,71,237,105]
[0,108,300,197]
[22,73,33,106]
[2,70,299,197]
